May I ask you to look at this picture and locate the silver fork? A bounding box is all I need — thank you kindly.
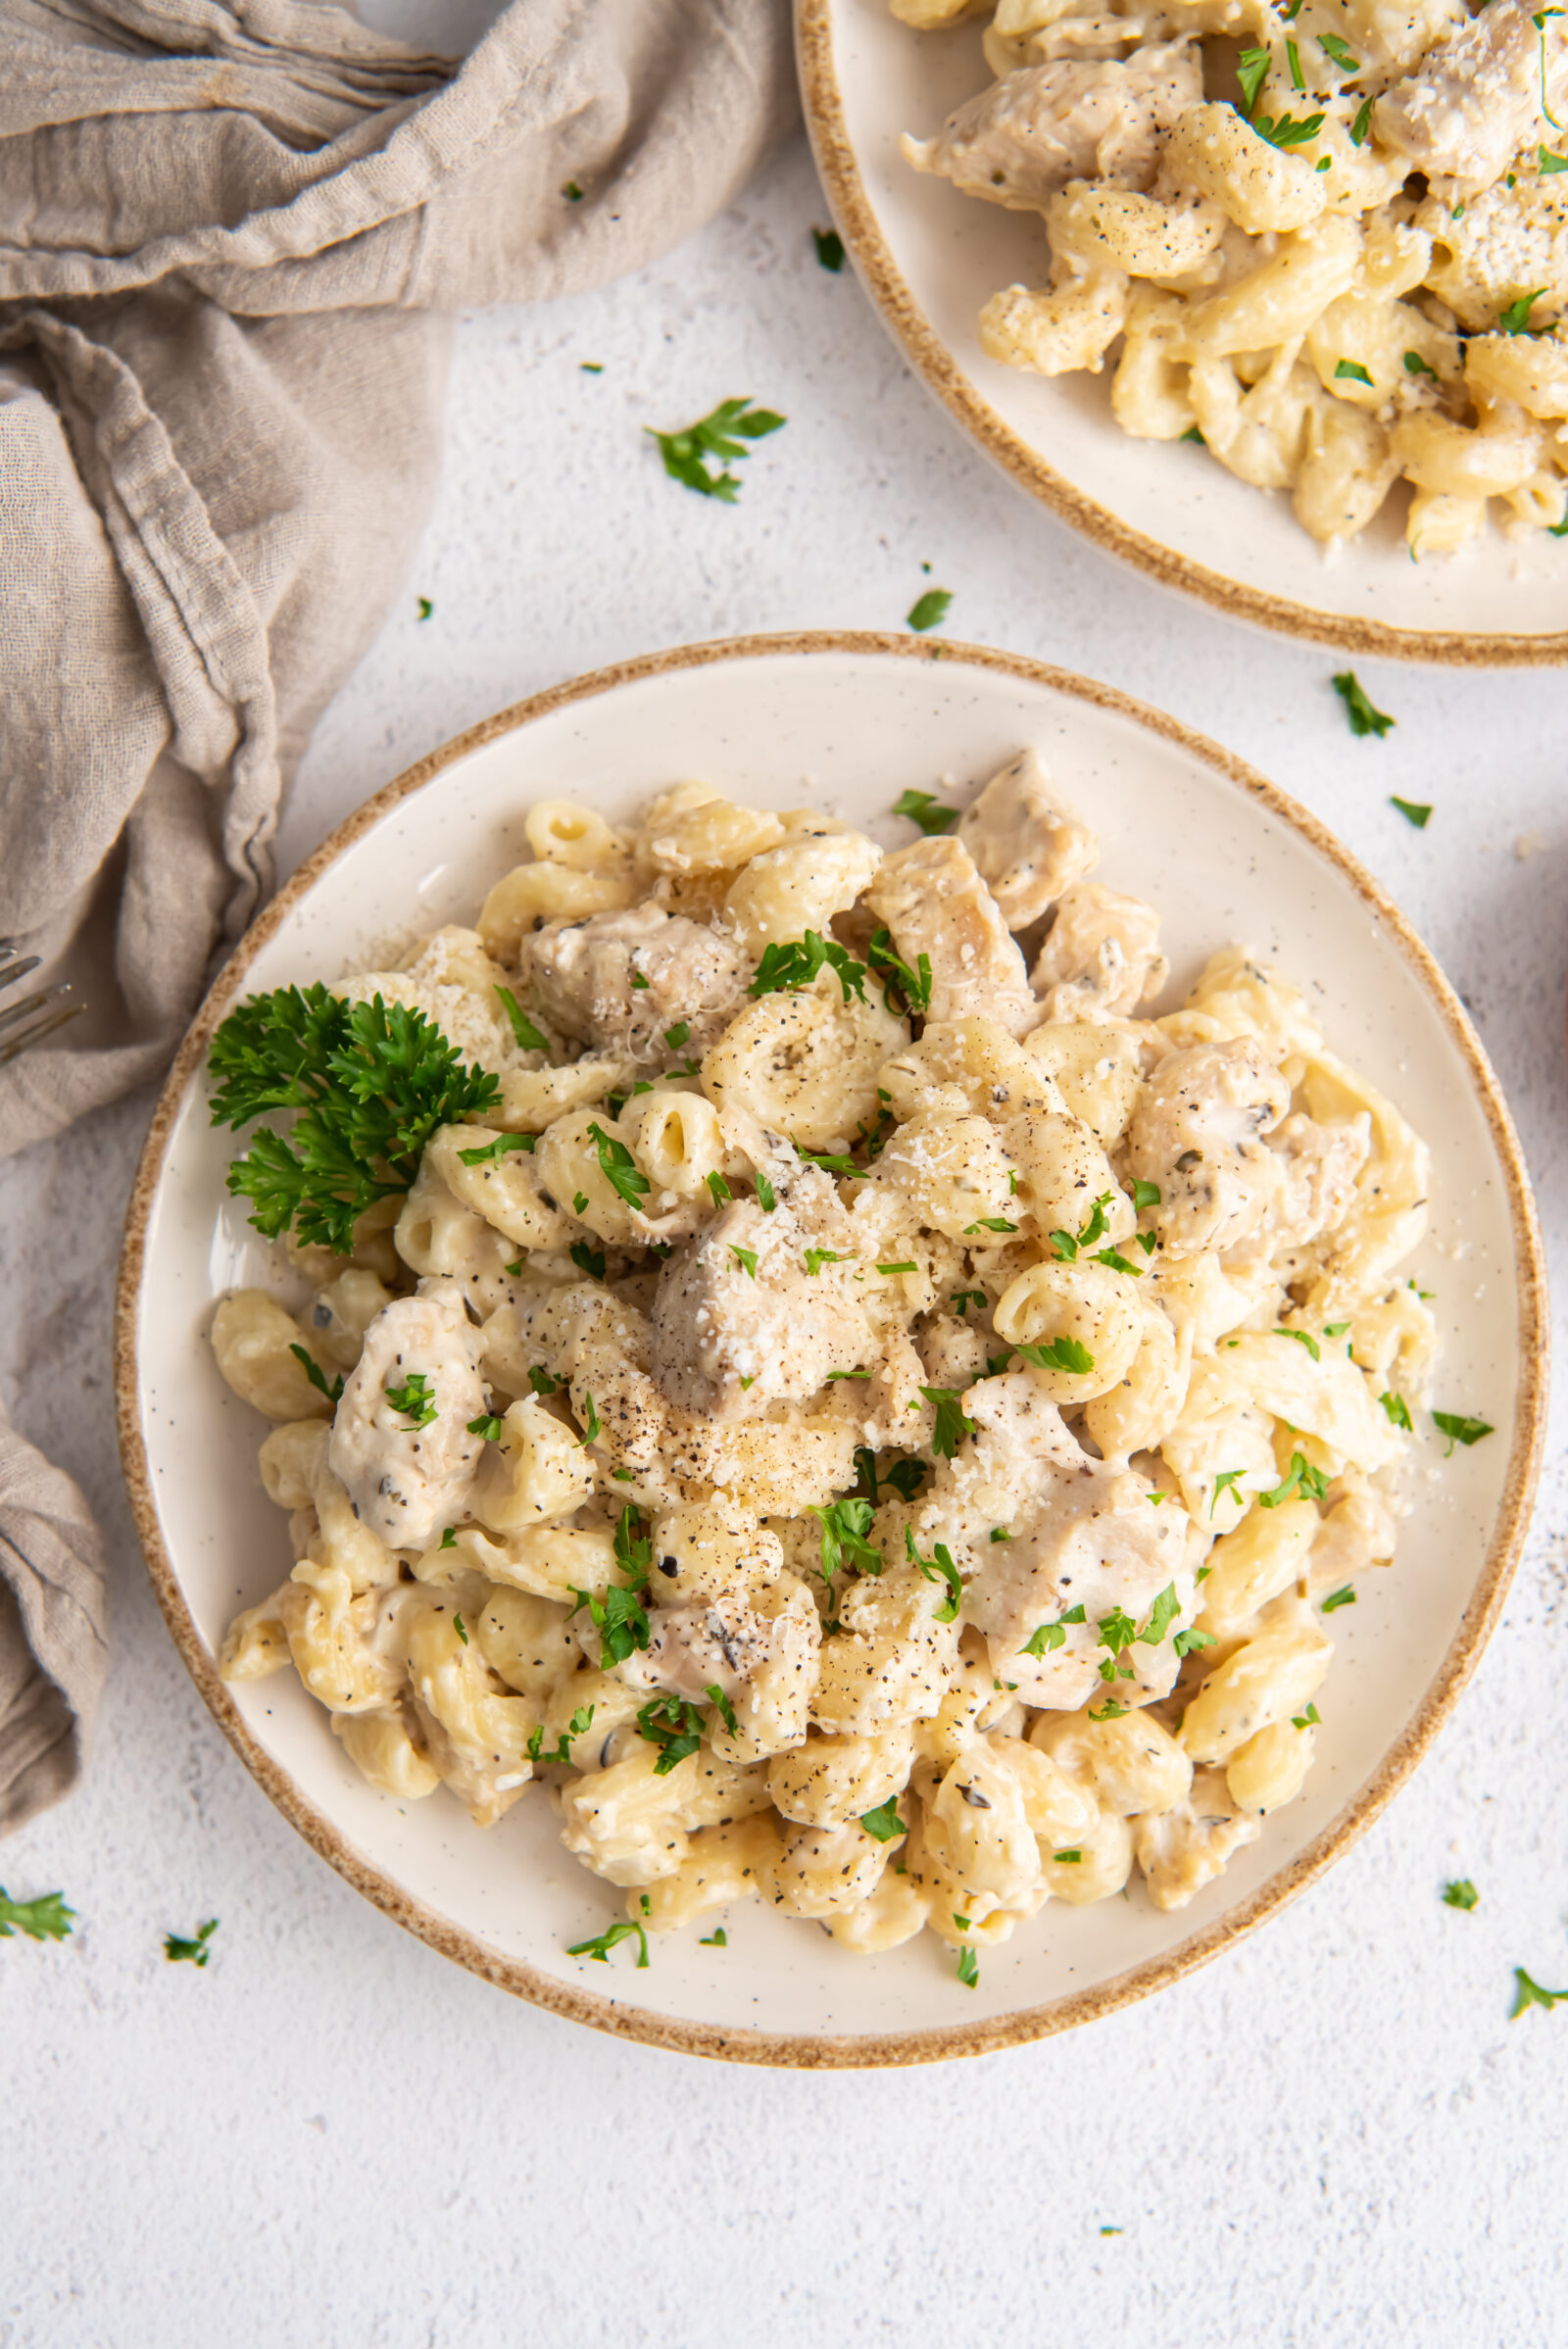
[0,939,84,1066]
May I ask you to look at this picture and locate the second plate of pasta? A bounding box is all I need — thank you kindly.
[117,631,1544,2065]
[799,0,1568,661]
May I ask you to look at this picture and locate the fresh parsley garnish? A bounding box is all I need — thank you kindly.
[1318,30,1359,69]
[878,1260,918,1276]
[165,1919,219,1968]
[1259,1451,1330,1508]
[705,1685,740,1739]
[1088,1699,1128,1720]
[866,926,934,1015]
[1443,1879,1480,1911]
[728,1245,759,1280]
[1292,1701,1322,1730]
[1350,95,1373,143]
[755,1171,776,1212]
[813,226,846,271]
[1499,288,1547,335]
[385,1371,436,1427]
[750,931,868,1004]
[289,1344,344,1406]
[963,1216,1017,1236]
[707,1172,733,1209]
[1332,671,1396,738]
[1321,1584,1356,1613]
[585,1121,650,1211]
[860,1799,907,1843]
[1404,350,1440,379]
[528,1366,561,1396]
[527,1705,596,1769]
[1380,1391,1413,1430]
[1210,1468,1246,1516]
[566,1919,650,1968]
[495,984,550,1052]
[0,1887,74,1942]
[1510,1967,1568,2017]
[208,985,500,1252]
[637,1694,706,1775]
[805,1248,850,1276]
[452,1612,468,1645]
[646,396,785,502]
[1335,359,1374,386]
[1023,1619,1066,1656]
[952,1289,987,1317]
[458,1130,536,1166]
[892,788,958,836]
[1252,107,1325,148]
[906,1526,962,1621]
[907,588,953,633]
[809,1497,883,1593]
[700,1926,729,1946]
[1236,43,1270,109]
[1173,1627,1215,1658]
[466,1413,504,1441]
[1433,1410,1494,1454]
[1139,1584,1181,1645]
[956,1945,979,1987]
[1054,1848,1083,1864]
[1010,1335,1095,1375]
[1274,1327,1321,1362]
[1132,1179,1161,1213]
[1392,797,1432,829]
[920,1386,976,1458]
[580,1391,602,1446]
[1542,145,1568,171]
[569,1239,608,1281]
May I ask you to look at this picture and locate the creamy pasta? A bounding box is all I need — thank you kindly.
[895,0,1568,555]
[213,755,1439,1973]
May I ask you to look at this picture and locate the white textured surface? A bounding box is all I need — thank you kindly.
[3,122,1567,2349]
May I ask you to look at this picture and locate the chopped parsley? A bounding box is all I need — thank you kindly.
[1088,1699,1128,1721]
[1510,1967,1568,2017]
[528,1365,561,1395]
[1287,35,1303,85]
[527,1705,596,1768]
[755,1171,776,1212]
[569,1239,607,1281]
[866,927,933,1015]
[1132,1179,1161,1213]
[460,1130,539,1169]
[1210,1467,1247,1516]
[495,985,550,1053]
[1010,1335,1095,1376]
[1023,1619,1066,1656]
[805,1248,850,1276]
[1433,1410,1494,1453]
[579,1391,602,1446]
[645,396,785,502]
[0,1887,74,1942]
[165,1918,219,1968]
[952,1289,988,1316]
[1054,1849,1083,1865]
[906,1526,962,1621]
[1093,1247,1144,1278]
[809,1497,883,1594]
[1335,359,1374,386]
[1236,43,1270,109]
[452,1613,468,1645]
[1350,95,1373,143]
[440,1527,458,1549]
[1321,1584,1356,1613]
[892,788,958,836]
[705,1685,739,1739]
[920,1386,976,1457]
[566,1919,650,1968]
[1499,287,1546,335]
[990,1527,1011,1543]
[907,588,954,633]
[1252,107,1325,148]
[1318,30,1359,69]
[289,1344,344,1406]
[1542,145,1568,171]
[1380,1391,1413,1430]
[586,1121,651,1210]
[1173,1627,1216,1658]
[416,596,433,621]
[1274,1327,1320,1362]
[878,1260,918,1276]
[1332,671,1396,738]
[1259,1451,1330,1508]
[384,1371,436,1427]
[813,226,846,270]
[729,1245,759,1280]
[750,930,867,1004]
[1442,1878,1480,1911]
[700,1926,729,1946]
[860,1799,907,1843]
[1392,797,1432,829]
[1139,1583,1181,1645]
[1292,1701,1322,1730]
[637,1693,706,1775]
[1404,350,1440,379]
[963,1216,1017,1236]
[706,1172,733,1210]
[564,180,584,200]
[663,1021,690,1051]
[208,985,501,1252]
[956,1945,979,1988]
[466,1413,504,1441]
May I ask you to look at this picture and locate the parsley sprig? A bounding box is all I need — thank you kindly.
[1332,670,1396,739]
[567,1918,650,1968]
[165,1918,220,1967]
[0,1887,74,1941]
[209,985,500,1252]
[637,1695,706,1775]
[906,1526,962,1621]
[750,931,867,1004]
[809,1497,884,1597]
[646,397,785,501]
[570,1506,653,1664]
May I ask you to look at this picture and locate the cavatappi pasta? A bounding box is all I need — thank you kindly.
[895,0,1568,556]
[214,754,1439,1970]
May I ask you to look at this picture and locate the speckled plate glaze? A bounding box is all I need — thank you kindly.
[116,633,1546,2066]
[798,0,1568,664]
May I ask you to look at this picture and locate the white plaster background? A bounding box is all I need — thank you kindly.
[4,98,1568,2349]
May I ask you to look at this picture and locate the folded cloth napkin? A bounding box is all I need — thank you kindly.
[0,1398,109,1835]
[0,0,797,1828]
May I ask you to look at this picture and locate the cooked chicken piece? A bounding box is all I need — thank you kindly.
[327,1278,487,1548]
[648,1173,874,1416]
[1256,1110,1372,1260]
[521,904,747,1065]
[612,1583,822,1760]
[1131,1766,1261,1909]
[866,837,1038,1036]
[956,748,1100,928]
[1031,881,1168,1020]
[1125,1039,1291,1258]
[1375,0,1568,197]
[903,45,1202,210]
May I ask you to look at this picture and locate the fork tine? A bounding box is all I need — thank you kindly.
[0,983,70,1040]
[0,955,43,998]
[0,1001,84,1067]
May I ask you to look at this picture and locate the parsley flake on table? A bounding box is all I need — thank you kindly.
[1510,1967,1568,2017]
[860,1798,907,1843]
[416,596,432,621]
[906,1526,963,1621]
[566,1919,650,1968]
[1433,1410,1494,1453]
[165,1919,219,1968]
[892,787,958,835]
[385,1371,436,1427]
[812,226,846,270]
[919,1386,976,1458]
[645,396,785,501]
[1391,797,1433,829]
[1332,670,1396,737]
[0,1887,74,1942]
[1443,1878,1480,1911]
[288,1345,343,1406]
[907,587,954,633]
[208,985,501,1253]
[750,930,867,1004]
[956,1945,980,1987]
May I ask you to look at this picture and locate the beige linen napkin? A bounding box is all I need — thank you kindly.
[0,0,797,1828]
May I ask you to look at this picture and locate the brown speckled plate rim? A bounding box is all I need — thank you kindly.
[115,630,1547,2069]
[796,0,1568,669]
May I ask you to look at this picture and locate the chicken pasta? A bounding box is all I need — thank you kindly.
[895,0,1568,556]
[210,756,1441,1974]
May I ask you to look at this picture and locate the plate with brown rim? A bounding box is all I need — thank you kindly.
[798,0,1568,665]
[116,631,1545,2066]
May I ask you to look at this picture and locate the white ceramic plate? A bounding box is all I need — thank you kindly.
[798,0,1568,664]
[117,633,1545,2066]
